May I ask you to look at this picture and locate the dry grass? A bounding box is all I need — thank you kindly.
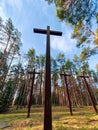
[0,106,98,130]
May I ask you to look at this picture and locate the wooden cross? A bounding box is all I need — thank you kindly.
[60,72,73,115]
[79,72,98,114]
[34,26,62,130]
[69,75,80,107]
[27,69,40,118]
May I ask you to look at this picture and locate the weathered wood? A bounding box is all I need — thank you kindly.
[27,69,40,118]
[60,72,73,115]
[34,28,62,36]
[69,76,80,107]
[79,73,98,114]
[33,26,62,130]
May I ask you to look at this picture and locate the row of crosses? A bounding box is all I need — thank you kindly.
[26,26,98,130]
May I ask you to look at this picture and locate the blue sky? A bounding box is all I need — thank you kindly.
[0,0,98,70]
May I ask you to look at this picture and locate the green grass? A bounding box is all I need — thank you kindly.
[0,106,98,130]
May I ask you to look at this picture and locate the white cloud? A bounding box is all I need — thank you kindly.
[0,7,6,20]
[51,33,77,53]
[6,0,23,11]
[0,0,23,13]
[0,2,6,50]
[0,1,6,20]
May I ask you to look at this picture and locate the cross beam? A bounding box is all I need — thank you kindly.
[28,71,40,75]
[60,73,73,115]
[79,73,98,114]
[27,69,40,118]
[34,28,62,36]
[60,73,71,77]
[79,76,89,78]
[33,26,62,130]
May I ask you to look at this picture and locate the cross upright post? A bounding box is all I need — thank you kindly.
[60,72,73,115]
[33,26,62,130]
[27,69,40,118]
[79,72,98,114]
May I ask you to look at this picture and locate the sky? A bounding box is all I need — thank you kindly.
[0,0,98,70]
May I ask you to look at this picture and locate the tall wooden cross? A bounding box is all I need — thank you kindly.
[34,26,62,130]
[60,72,73,115]
[27,69,40,118]
[79,72,98,114]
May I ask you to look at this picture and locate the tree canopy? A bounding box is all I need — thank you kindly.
[45,0,98,60]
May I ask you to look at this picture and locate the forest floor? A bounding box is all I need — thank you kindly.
[0,106,98,130]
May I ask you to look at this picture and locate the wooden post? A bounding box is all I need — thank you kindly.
[69,75,80,107]
[27,69,40,118]
[79,72,98,114]
[60,72,73,115]
[33,26,62,130]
